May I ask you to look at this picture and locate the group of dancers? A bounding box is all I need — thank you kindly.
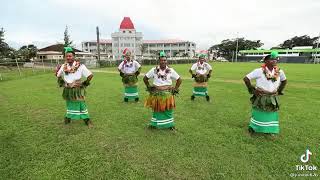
[56,47,287,135]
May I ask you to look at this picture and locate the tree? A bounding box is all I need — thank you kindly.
[140,44,147,56]
[63,25,73,47]
[0,28,11,58]
[0,28,4,44]
[17,44,37,61]
[209,38,263,59]
[279,35,318,49]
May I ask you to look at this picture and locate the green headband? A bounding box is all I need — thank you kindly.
[159,51,166,57]
[270,51,279,59]
[64,46,74,53]
[199,54,206,58]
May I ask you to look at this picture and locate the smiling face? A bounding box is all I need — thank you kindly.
[125,55,131,61]
[159,57,167,69]
[65,52,74,63]
[264,55,278,67]
[199,57,205,64]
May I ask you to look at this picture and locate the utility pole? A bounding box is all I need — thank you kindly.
[96,26,101,67]
[235,32,239,63]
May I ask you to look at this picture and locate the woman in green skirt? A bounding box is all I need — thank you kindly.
[189,54,212,101]
[243,51,287,135]
[143,51,182,130]
[118,48,141,102]
[56,47,93,127]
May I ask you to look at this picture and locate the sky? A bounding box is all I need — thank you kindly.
[1,0,320,50]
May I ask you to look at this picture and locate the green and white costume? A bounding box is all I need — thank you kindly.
[246,67,286,134]
[118,60,141,100]
[190,62,212,96]
[56,62,92,120]
[144,66,180,128]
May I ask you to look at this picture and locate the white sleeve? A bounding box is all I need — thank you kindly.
[145,68,154,79]
[170,68,180,80]
[246,68,261,80]
[134,61,141,71]
[56,65,64,77]
[206,63,213,71]
[81,65,92,78]
[118,62,124,71]
[279,70,286,81]
[190,64,197,71]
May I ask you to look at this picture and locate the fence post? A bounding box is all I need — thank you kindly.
[51,59,53,68]
[15,59,22,77]
[32,61,35,73]
[41,58,46,72]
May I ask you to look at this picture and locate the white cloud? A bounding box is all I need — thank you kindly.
[2,0,320,49]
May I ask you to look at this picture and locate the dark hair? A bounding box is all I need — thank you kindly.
[63,51,75,57]
[264,55,271,61]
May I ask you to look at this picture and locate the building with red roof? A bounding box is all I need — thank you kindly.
[82,17,196,60]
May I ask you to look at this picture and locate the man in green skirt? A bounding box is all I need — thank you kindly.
[189,54,212,101]
[56,47,94,127]
[243,51,287,135]
[144,51,182,130]
[118,48,141,102]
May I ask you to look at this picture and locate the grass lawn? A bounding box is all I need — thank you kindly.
[0,62,319,179]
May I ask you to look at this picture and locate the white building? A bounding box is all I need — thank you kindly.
[82,17,196,60]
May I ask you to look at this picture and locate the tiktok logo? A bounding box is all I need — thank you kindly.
[300,149,312,163]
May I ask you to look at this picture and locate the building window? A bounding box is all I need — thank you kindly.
[129,31,132,33]
[123,31,125,33]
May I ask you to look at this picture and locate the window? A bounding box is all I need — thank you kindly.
[123,31,125,33]
[129,31,132,33]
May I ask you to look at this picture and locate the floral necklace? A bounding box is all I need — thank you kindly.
[154,66,171,81]
[122,60,133,69]
[261,63,280,82]
[63,60,81,74]
[197,61,206,70]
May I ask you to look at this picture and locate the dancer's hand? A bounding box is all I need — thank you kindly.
[277,91,284,95]
[82,80,90,87]
[120,72,125,77]
[57,77,64,87]
[253,89,263,96]
[171,88,179,95]
[248,86,255,94]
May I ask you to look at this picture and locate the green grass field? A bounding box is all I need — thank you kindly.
[1,62,319,179]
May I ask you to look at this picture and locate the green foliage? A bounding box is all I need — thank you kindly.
[279,35,318,49]
[16,44,37,60]
[64,25,73,48]
[0,28,15,58]
[209,38,263,59]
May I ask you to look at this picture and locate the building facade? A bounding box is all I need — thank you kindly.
[81,17,196,60]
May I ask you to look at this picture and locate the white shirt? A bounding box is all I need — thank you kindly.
[190,62,212,75]
[56,63,92,83]
[246,67,286,93]
[118,60,141,74]
[145,66,180,86]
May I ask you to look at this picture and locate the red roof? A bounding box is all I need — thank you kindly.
[120,17,135,29]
